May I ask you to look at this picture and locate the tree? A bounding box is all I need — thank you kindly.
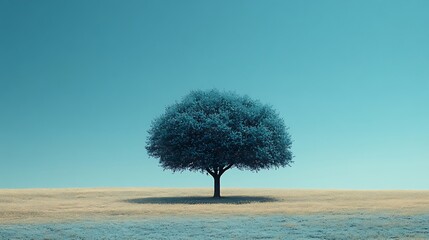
[146,89,293,198]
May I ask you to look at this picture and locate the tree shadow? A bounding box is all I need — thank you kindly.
[124,196,278,205]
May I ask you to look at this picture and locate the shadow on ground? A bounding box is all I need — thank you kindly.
[124,196,278,205]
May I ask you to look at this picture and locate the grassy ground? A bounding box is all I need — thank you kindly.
[1,188,429,224]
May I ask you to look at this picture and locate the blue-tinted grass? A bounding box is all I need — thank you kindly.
[1,214,428,239]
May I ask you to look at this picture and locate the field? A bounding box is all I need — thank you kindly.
[1,188,429,239]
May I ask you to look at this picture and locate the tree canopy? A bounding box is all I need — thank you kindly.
[146,89,293,197]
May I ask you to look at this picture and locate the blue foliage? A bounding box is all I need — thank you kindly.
[146,89,293,174]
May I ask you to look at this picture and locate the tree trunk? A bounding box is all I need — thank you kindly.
[206,164,233,198]
[213,175,221,198]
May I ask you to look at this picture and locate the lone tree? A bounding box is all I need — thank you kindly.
[146,89,293,198]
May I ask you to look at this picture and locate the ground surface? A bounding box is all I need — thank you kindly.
[1,188,429,239]
[1,188,429,223]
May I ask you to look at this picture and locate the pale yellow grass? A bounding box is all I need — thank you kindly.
[1,188,429,224]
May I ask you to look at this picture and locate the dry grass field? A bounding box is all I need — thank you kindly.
[1,188,429,224]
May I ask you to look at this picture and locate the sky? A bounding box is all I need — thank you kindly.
[1,0,428,190]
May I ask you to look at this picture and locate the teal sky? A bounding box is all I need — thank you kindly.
[1,0,428,189]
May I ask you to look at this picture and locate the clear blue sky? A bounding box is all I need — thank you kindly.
[1,0,428,189]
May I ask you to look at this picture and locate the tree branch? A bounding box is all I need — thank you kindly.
[219,164,234,175]
[205,168,215,177]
